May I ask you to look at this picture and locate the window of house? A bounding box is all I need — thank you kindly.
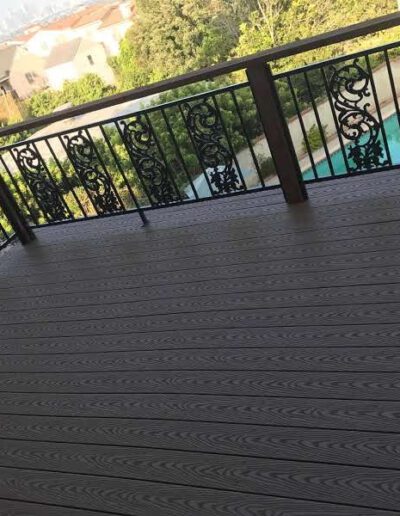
[25,73,34,84]
[87,55,94,65]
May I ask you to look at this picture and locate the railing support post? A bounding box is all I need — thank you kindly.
[0,175,35,245]
[246,63,308,204]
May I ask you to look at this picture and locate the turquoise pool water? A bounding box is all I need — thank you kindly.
[302,113,400,180]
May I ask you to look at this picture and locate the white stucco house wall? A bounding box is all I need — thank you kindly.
[24,2,134,59]
[9,47,47,99]
[45,38,115,91]
[93,3,134,56]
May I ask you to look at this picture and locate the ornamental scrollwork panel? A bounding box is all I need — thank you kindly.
[63,130,121,215]
[119,115,179,207]
[328,58,389,171]
[183,97,243,195]
[12,143,68,222]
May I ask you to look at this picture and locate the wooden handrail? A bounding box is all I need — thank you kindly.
[1,11,400,138]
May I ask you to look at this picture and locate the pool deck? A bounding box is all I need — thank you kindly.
[0,171,400,515]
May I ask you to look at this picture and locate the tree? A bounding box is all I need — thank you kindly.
[111,0,254,91]
[235,0,397,70]
[26,74,115,118]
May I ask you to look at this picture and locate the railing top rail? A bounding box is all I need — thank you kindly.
[273,38,400,79]
[0,82,249,152]
[1,10,400,139]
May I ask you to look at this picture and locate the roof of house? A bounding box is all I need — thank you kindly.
[41,11,84,31]
[99,6,125,28]
[42,4,119,32]
[10,47,46,74]
[74,4,115,28]
[45,38,91,69]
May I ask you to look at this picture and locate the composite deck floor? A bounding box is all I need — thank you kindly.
[0,171,400,514]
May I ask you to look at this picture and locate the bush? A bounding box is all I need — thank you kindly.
[302,123,327,153]
[257,155,275,180]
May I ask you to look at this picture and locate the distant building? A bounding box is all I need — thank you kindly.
[9,47,46,99]
[45,38,115,90]
[0,45,19,93]
[23,1,134,58]
[0,45,27,122]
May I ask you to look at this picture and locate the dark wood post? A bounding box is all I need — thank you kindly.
[0,175,35,245]
[246,63,308,204]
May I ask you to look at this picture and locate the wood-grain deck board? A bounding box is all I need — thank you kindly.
[1,170,400,514]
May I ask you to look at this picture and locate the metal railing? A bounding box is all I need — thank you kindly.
[275,40,400,181]
[1,12,400,247]
[0,82,275,230]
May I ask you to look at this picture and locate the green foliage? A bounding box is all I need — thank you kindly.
[303,123,327,153]
[257,155,275,179]
[26,74,116,118]
[235,0,397,72]
[111,0,255,91]
[147,81,264,186]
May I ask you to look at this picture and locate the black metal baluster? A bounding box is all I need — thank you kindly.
[304,71,335,177]
[59,134,101,216]
[328,57,387,171]
[320,68,351,174]
[31,141,73,220]
[365,54,392,166]
[115,120,155,208]
[99,124,148,225]
[0,155,38,225]
[143,112,182,202]
[181,96,243,196]
[160,107,199,200]
[287,76,318,180]
[45,138,87,218]
[0,219,8,241]
[230,89,265,188]
[211,94,246,191]
[9,147,51,224]
[178,102,215,198]
[0,171,35,244]
[83,128,126,211]
[384,49,400,133]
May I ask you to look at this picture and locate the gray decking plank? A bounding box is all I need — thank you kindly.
[0,440,399,510]
[0,500,117,516]
[1,415,399,469]
[0,347,399,373]
[2,283,400,325]
[0,324,398,355]
[0,393,398,431]
[0,370,399,400]
[1,172,400,513]
[1,261,399,303]
[0,467,397,516]
[1,303,400,339]
[2,277,400,313]
[1,233,400,279]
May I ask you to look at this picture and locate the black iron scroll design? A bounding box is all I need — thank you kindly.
[119,115,178,206]
[13,144,68,221]
[329,58,388,171]
[183,97,243,195]
[64,130,121,215]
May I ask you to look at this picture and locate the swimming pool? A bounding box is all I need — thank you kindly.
[302,112,400,180]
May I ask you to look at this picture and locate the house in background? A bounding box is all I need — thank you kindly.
[93,2,134,55]
[0,46,27,122]
[23,1,134,58]
[45,38,115,91]
[0,45,19,93]
[9,47,46,99]
[0,43,45,101]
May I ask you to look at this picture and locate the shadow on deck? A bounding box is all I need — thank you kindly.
[0,171,399,515]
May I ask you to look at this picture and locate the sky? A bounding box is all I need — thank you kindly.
[1,0,52,9]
